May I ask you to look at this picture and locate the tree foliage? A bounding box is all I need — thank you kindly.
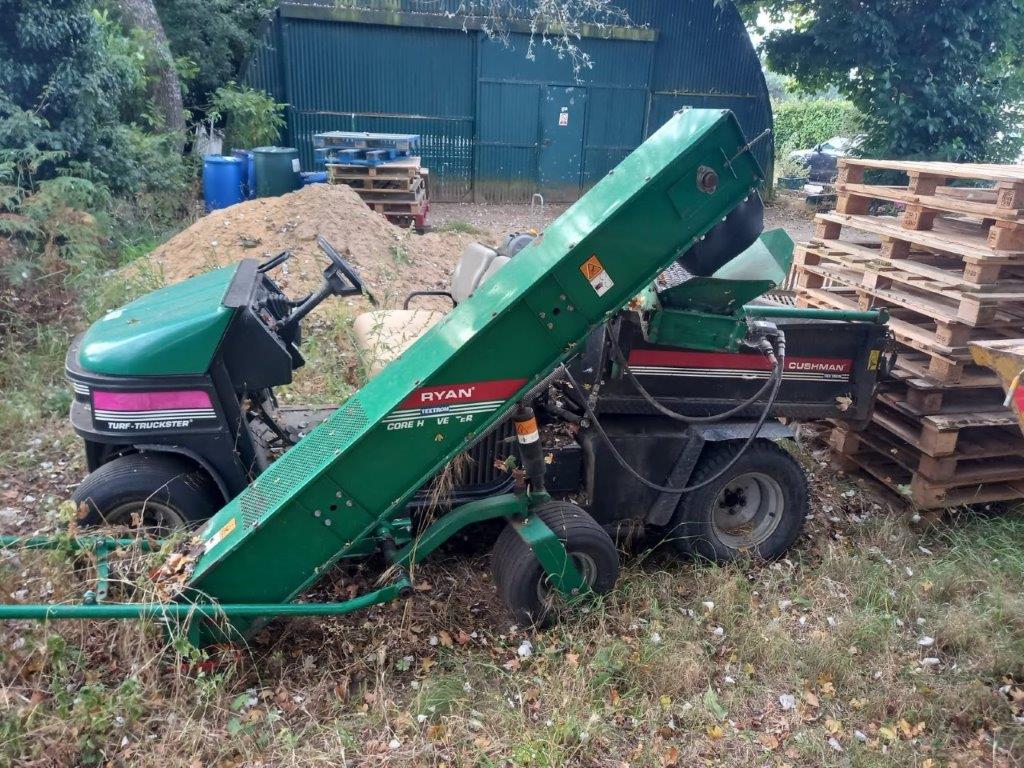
[209,83,286,152]
[154,0,275,113]
[736,0,1024,161]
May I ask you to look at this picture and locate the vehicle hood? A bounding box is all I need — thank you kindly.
[78,265,241,377]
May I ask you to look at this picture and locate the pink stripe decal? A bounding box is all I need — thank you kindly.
[92,389,212,411]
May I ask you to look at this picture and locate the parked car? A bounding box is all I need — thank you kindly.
[790,136,863,183]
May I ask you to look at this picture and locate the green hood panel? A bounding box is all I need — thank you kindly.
[79,265,240,377]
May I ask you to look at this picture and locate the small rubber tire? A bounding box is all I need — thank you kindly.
[666,439,808,563]
[491,501,619,627]
[72,453,222,532]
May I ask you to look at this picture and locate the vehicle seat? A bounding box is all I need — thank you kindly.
[352,240,514,377]
[351,308,444,377]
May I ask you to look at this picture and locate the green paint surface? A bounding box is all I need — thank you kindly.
[186,109,764,633]
[78,265,239,377]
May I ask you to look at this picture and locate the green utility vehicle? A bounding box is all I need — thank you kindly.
[1,110,888,641]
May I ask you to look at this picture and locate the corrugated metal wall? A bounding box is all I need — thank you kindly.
[244,0,771,202]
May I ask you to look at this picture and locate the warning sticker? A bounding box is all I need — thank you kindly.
[515,417,540,444]
[204,517,237,553]
[558,111,569,127]
[580,255,614,297]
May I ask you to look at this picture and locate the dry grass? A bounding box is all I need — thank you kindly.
[2,460,1023,766]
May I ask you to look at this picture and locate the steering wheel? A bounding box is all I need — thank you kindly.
[317,235,378,307]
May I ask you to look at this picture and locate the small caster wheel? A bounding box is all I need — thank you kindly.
[491,501,619,627]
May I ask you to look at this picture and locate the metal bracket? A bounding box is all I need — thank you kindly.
[512,514,589,598]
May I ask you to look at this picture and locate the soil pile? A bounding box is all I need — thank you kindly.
[142,184,482,308]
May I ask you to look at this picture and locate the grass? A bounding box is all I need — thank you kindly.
[1,208,1023,766]
[1,495,1022,765]
[437,220,485,236]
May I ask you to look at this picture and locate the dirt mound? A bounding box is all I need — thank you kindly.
[142,184,481,308]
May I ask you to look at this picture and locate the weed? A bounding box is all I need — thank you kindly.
[438,219,485,236]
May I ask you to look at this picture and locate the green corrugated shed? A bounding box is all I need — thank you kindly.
[245,1,772,202]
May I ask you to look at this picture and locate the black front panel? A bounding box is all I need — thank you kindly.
[598,318,887,423]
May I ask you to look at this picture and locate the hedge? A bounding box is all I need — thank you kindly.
[773,99,863,152]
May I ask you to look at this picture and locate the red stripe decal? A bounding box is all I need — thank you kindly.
[92,389,213,411]
[1013,385,1024,413]
[628,349,853,375]
[398,378,527,409]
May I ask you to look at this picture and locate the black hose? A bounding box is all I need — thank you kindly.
[608,330,779,423]
[560,338,785,494]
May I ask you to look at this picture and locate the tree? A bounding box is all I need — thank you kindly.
[116,0,185,133]
[735,0,1024,161]
[154,0,275,114]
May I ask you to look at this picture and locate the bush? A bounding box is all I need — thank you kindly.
[773,99,863,154]
[209,82,286,152]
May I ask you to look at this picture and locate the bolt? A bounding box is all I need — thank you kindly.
[325,519,332,527]
[539,312,546,319]
[547,323,554,329]
[346,500,353,507]
[314,510,322,517]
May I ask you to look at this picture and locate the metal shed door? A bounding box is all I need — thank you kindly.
[538,86,587,201]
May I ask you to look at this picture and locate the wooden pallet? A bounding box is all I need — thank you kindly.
[815,212,1024,275]
[888,350,1001,390]
[795,244,1024,327]
[836,157,1024,250]
[870,396,1020,457]
[326,156,423,181]
[830,424,1024,509]
[811,237,1024,293]
[832,421,1024,484]
[336,176,424,195]
[886,367,1006,414]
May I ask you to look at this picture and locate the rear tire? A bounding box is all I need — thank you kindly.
[491,501,619,627]
[666,439,807,563]
[72,453,222,533]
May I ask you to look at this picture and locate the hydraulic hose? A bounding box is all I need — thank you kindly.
[561,334,786,494]
[607,329,780,423]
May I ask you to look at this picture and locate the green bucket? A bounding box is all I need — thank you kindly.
[252,146,301,197]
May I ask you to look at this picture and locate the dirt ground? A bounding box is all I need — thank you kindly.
[431,198,817,246]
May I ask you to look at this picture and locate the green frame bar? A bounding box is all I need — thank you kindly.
[744,305,889,323]
[0,579,410,622]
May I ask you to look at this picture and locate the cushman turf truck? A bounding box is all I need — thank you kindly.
[1,110,889,640]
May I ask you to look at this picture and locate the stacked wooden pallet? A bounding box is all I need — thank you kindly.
[326,156,430,229]
[792,157,1024,508]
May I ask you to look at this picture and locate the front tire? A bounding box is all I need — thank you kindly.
[491,501,619,627]
[72,453,222,533]
[666,439,808,563]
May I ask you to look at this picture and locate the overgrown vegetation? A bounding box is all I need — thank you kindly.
[1,455,1022,765]
[772,99,862,154]
[209,83,286,153]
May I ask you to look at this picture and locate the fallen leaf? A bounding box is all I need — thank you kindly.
[661,745,680,766]
[803,690,820,708]
[706,724,725,740]
[438,630,453,647]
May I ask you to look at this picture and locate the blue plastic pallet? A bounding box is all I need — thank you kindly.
[312,131,421,153]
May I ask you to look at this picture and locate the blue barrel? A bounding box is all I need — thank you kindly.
[232,149,253,198]
[203,156,244,212]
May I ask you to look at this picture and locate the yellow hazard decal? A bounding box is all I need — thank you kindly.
[580,255,614,297]
[204,516,237,553]
[868,350,880,371]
